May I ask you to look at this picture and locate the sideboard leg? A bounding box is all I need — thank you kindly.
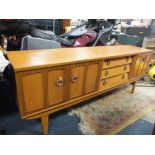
[41,115,49,135]
[131,81,136,94]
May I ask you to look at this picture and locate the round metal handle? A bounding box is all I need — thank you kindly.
[107,59,111,65]
[105,70,109,76]
[103,80,107,85]
[56,76,64,87]
[124,65,127,71]
[71,73,78,83]
[122,74,125,79]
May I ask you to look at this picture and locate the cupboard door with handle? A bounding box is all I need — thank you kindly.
[48,67,66,106]
[85,61,101,94]
[69,63,85,99]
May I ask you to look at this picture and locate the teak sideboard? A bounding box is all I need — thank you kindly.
[7,45,153,134]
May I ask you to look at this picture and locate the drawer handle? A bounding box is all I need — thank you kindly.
[105,70,109,76]
[107,60,111,65]
[103,80,107,85]
[122,74,125,79]
[126,57,129,62]
[71,73,78,83]
[124,65,127,71]
[56,76,64,87]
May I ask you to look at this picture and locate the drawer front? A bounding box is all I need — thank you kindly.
[69,64,85,99]
[102,56,132,69]
[99,73,129,90]
[100,64,130,79]
[48,67,66,106]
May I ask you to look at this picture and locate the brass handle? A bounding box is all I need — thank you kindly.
[124,65,127,71]
[126,56,129,62]
[107,59,111,65]
[71,73,78,83]
[122,74,125,79]
[103,80,107,85]
[105,70,109,76]
[56,76,64,87]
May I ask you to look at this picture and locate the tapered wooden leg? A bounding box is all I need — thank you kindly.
[131,81,136,94]
[41,115,49,135]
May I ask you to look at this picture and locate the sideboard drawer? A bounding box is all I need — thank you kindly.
[100,64,130,79]
[99,73,129,90]
[102,56,132,69]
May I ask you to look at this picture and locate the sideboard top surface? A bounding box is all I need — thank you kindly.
[7,45,153,72]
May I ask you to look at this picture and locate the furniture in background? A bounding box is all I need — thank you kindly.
[21,35,61,50]
[7,45,153,134]
[63,19,71,33]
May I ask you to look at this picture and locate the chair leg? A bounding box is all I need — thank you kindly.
[41,115,49,135]
[131,81,136,94]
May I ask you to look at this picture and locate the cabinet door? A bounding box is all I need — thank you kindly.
[85,61,101,94]
[21,70,45,114]
[130,53,151,78]
[69,63,85,99]
[141,53,152,74]
[47,67,66,106]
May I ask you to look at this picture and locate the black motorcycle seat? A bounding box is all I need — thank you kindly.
[31,28,74,46]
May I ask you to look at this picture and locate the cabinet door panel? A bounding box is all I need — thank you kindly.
[136,55,146,76]
[141,54,151,74]
[48,68,65,106]
[133,55,142,76]
[85,62,100,94]
[130,53,151,78]
[69,64,85,99]
[22,72,44,113]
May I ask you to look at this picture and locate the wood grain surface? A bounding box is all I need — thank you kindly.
[7,45,152,72]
